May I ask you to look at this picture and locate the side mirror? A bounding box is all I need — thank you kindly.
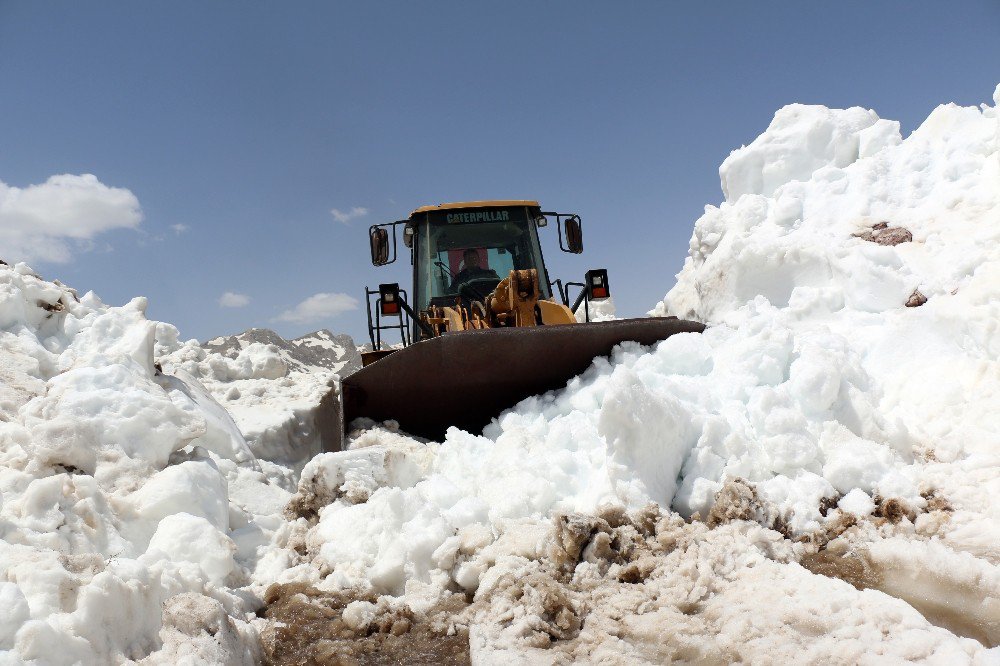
[565,216,583,254]
[370,227,390,266]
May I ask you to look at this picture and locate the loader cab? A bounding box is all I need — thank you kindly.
[409,203,553,313]
[366,199,589,349]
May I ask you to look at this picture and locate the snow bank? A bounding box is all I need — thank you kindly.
[0,262,280,663]
[651,87,1000,522]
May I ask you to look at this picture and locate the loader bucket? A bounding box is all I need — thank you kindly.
[340,317,705,442]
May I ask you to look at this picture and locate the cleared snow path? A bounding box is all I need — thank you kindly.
[1,82,998,664]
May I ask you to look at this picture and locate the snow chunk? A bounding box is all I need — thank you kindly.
[143,513,237,585]
[720,104,888,202]
[127,460,230,547]
[838,489,876,516]
[0,583,30,648]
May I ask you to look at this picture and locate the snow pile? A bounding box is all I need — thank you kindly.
[718,104,902,202]
[660,89,1000,328]
[0,262,288,663]
[269,473,995,662]
[261,85,1000,662]
[652,84,1000,521]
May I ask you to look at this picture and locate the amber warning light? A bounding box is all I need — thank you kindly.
[587,269,610,300]
[379,283,401,316]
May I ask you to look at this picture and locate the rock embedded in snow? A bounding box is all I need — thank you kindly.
[905,289,928,307]
[852,221,914,246]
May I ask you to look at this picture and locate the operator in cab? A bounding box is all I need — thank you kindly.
[449,248,499,292]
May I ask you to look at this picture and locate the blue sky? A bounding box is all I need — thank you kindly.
[2,2,998,343]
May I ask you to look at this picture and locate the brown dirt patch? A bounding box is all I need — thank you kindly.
[483,570,583,645]
[550,504,665,573]
[703,478,794,538]
[549,513,613,570]
[872,496,915,524]
[920,489,953,513]
[37,297,65,313]
[705,478,760,526]
[818,494,841,518]
[259,583,470,666]
[800,550,882,591]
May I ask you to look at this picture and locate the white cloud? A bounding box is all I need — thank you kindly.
[218,291,250,308]
[170,224,189,235]
[330,206,368,225]
[275,292,359,323]
[0,174,143,264]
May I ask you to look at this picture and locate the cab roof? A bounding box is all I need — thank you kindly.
[409,200,540,217]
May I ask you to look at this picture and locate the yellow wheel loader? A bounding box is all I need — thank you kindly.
[338,200,702,443]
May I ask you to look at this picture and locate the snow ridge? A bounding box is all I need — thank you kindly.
[202,327,361,377]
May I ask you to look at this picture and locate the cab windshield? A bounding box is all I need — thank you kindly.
[414,206,550,311]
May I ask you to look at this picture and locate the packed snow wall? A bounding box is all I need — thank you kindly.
[0,264,352,663]
[0,263,284,662]
[651,86,1000,524]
